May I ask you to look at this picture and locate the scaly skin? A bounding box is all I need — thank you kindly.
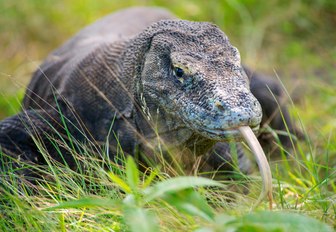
[0,7,294,180]
[131,20,262,143]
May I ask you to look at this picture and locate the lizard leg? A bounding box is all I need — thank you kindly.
[247,68,301,151]
[0,107,81,180]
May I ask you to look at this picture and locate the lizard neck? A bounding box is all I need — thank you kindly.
[133,92,215,156]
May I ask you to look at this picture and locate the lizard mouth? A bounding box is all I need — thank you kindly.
[202,125,260,141]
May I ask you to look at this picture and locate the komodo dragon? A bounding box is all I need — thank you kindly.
[0,7,296,180]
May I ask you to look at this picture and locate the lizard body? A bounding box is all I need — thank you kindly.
[0,7,295,179]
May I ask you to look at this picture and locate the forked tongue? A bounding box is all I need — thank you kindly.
[239,126,273,209]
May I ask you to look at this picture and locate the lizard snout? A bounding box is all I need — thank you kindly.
[213,96,262,129]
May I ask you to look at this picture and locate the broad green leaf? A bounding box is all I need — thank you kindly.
[126,156,139,191]
[123,206,159,232]
[194,228,214,232]
[122,194,136,206]
[226,211,333,232]
[143,168,159,188]
[109,172,132,193]
[162,189,215,221]
[45,197,121,210]
[144,176,225,202]
[194,214,236,232]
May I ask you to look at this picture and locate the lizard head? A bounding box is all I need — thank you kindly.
[137,20,262,141]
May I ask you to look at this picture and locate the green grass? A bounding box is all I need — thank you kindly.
[0,0,335,231]
[0,148,334,231]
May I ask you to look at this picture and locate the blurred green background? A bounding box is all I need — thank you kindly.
[0,0,335,142]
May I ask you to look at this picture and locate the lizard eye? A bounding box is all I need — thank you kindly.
[173,67,184,78]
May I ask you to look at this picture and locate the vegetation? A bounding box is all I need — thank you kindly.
[0,0,335,231]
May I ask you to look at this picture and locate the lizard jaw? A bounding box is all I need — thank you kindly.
[201,125,260,141]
